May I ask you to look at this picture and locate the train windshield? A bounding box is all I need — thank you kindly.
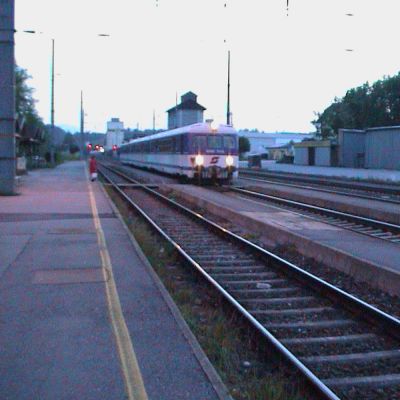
[223,135,236,150]
[192,134,237,152]
[192,135,207,150]
[207,136,223,149]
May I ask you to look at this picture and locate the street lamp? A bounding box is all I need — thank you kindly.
[50,38,55,167]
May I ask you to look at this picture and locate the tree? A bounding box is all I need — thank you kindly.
[15,66,42,127]
[239,136,250,154]
[314,72,400,137]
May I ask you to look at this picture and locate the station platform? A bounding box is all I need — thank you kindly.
[161,184,400,296]
[239,161,400,183]
[0,161,229,400]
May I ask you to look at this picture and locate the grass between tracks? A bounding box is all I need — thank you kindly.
[105,186,311,400]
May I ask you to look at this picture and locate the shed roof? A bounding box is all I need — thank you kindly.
[293,140,332,148]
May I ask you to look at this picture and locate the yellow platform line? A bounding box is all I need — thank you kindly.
[87,168,148,400]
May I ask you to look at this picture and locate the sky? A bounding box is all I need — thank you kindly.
[14,0,400,133]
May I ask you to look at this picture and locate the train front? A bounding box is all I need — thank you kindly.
[189,123,238,184]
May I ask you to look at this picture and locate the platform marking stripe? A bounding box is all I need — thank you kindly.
[86,170,148,400]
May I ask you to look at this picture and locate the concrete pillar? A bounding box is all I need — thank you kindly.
[0,0,16,194]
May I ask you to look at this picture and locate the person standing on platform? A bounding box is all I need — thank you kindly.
[89,156,97,181]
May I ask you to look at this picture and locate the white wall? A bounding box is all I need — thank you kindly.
[294,147,309,165]
[238,131,313,155]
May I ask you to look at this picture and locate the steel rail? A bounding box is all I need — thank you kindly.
[231,186,400,237]
[239,169,400,195]
[99,163,400,338]
[98,165,342,400]
[238,175,400,205]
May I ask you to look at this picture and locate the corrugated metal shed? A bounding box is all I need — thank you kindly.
[365,126,400,170]
[294,140,332,166]
[338,129,366,168]
[339,126,400,170]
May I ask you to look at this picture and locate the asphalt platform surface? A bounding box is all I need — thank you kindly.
[0,161,226,400]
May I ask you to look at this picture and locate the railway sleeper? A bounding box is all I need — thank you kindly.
[222,278,288,287]
[241,296,322,311]
[210,271,277,280]
[284,335,396,358]
[300,349,400,366]
[203,266,266,273]
[323,374,400,389]
[316,357,400,381]
[281,333,378,346]
[231,287,305,298]
[213,271,276,278]
[202,259,262,267]
[253,308,344,324]
[249,306,335,317]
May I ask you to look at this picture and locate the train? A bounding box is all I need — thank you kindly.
[117,122,239,184]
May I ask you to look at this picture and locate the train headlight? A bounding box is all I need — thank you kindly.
[195,154,204,166]
[226,155,234,167]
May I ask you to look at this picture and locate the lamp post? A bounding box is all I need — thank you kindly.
[50,38,55,167]
[0,0,16,195]
[80,90,85,159]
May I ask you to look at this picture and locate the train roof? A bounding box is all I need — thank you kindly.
[121,123,237,148]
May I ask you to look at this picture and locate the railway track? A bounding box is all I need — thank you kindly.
[98,163,400,400]
[239,169,400,204]
[230,187,400,244]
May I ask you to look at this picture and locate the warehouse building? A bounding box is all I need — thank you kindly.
[338,126,400,170]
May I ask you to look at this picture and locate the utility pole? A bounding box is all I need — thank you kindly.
[50,38,55,167]
[80,90,84,158]
[226,50,231,125]
[0,0,16,195]
[153,109,155,133]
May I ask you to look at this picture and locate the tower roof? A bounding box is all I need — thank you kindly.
[167,91,206,113]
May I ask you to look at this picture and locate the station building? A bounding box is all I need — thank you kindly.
[167,92,206,129]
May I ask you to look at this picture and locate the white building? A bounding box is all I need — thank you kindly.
[238,130,313,156]
[106,118,124,150]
